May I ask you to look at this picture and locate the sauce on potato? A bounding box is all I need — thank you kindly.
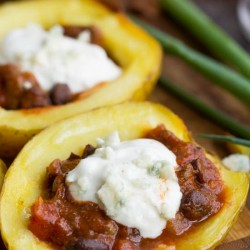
[29,125,224,249]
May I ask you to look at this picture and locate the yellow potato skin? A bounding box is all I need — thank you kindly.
[227,143,250,155]
[0,102,248,250]
[0,0,162,158]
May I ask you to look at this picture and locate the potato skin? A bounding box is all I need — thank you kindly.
[227,143,250,155]
[0,102,248,250]
[0,0,162,158]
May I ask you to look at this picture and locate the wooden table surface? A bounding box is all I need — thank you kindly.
[0,0,249,249]
[121,0,250,249]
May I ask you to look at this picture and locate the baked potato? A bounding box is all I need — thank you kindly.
[0,0,162,158]
[0,102,248,250]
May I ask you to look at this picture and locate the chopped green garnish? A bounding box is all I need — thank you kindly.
[198,134,250,147]
[149,165,161,177]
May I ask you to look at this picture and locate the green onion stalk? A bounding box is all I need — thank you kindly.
[131,16,250,107]
[160,0,250,79]
[159,76,250,140]
[198,134,250,147]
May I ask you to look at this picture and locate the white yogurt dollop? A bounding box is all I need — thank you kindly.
[66,132,182,239]
[222,153,250,172]
[0,24,121,93]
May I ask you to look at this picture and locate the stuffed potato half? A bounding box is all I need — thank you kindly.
[0,0,162,158]
[0,102,248,250]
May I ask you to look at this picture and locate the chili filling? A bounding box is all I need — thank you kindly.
[0,25,103,110]
[29,125,224,250]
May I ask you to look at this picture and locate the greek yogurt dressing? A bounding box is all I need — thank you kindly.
[222,154,250,172]
[0,24,122,93]
[66,132,182,239]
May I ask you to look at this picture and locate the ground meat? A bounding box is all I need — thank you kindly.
[29,126,224,249]
[147,125,223,195]
[113,240,140,250]
[191,158,223,195]
[0,64,27,109]
[146,125,204,166]
[30,156,120,248]
[20,86,51,109]
[164,212,192,236]
[63,25,103,45]
[44,155,81,198]
[81,144,96,159]
[0,65,75,109]
[115,227,141,245]
[0,64,50,109]
[66,238,110,250]
[147,125,223,225]
[0,25,102,110]
[0,86,6,107]
[63,26,87,38]
[175,163,198,195]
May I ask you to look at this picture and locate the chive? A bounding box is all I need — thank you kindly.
[198,134,250,147]
[130,16,250,106]
[159,76,250,140]
[160,0,250,79]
